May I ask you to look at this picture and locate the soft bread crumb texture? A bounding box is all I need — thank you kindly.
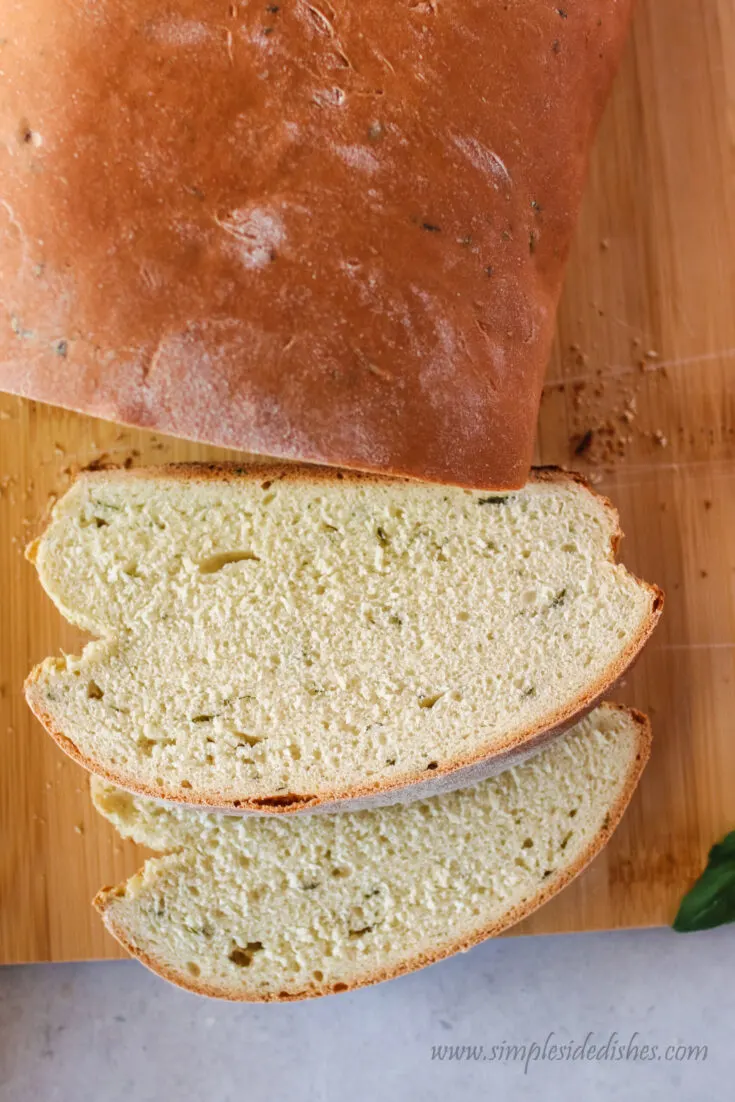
[94,705,649,1000]
[28,466,659,807]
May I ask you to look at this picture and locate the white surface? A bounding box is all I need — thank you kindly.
[1,926,733,1101]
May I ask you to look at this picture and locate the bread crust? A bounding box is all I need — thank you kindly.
[0,1,634,488]
[25,463,663,814]
[93,705,652,1001]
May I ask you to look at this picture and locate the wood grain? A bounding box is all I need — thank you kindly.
[1,0,734,963]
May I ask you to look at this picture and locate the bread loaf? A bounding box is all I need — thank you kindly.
[1,1,634,487]
[26,464,661,812]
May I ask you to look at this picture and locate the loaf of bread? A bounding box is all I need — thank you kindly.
[93,704,650,1000]
[26,464,661,812]
[1,2,634,487]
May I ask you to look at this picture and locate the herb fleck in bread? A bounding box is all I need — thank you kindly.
[26,464,661,812]
[93,704,651,1001]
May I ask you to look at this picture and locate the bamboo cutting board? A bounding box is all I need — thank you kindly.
[1,0,734,964]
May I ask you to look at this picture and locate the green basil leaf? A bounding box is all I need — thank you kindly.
[673,830,735,932]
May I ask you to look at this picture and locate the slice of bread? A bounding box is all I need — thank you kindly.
[26,464,661,812]
[93,704,651,1001]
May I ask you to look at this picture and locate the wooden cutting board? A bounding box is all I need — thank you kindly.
[2,0,734,965]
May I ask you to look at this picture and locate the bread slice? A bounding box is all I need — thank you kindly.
[26,465,661,813]
[93,704,650,1001]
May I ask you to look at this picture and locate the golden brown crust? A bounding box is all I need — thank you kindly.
[93,706,652,1001]
[1,2,634,489]
[25,463,663,814]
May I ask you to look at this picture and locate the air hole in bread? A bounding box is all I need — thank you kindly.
[87,680,104,700]
[198,551,260,574]
[426,761,438,770]
[236,733,264,747]
[418,692,445,710]
[229,942,263,967]
[186,962,200,977]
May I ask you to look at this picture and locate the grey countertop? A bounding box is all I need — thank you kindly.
[1,925,733,1101]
